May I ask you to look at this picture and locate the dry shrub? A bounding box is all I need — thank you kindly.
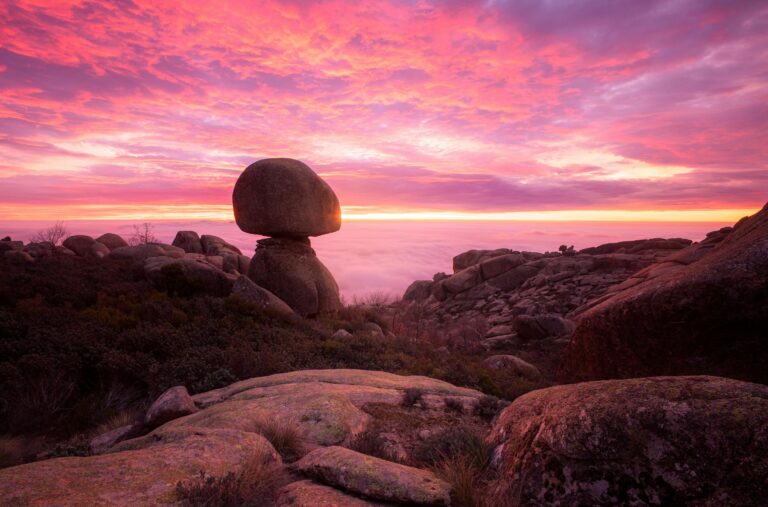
[348,428,396,462]
[412,425,492,470]
[403,387,425,407]
[30,221,68,246]
[94,409,140,436]
[250,418,304,462]
[176,449,286,507]
[432,454,487,507]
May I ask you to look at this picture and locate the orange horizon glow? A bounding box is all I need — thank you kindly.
[0,204,758,224]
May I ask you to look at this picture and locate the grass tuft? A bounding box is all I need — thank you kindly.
[176,449,286,507]
[250,418,304,462]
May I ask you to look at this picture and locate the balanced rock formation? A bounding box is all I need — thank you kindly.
[233,158,342,316]
[563,203,768,384]
[487,376,768,506]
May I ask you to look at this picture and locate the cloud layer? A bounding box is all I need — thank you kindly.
[1,0,766,218]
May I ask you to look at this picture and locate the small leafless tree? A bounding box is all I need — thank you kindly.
[352,291,393,307]
[30,221,68,245]
[130,223,158,245]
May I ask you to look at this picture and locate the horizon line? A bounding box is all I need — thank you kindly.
[0,205,759,223]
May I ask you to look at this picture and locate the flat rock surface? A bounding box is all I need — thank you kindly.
[278,480,387,506]
[0,426,279,506]
[487,375,768,506]
[295,446,451,505]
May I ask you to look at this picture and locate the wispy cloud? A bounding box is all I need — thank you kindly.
[0,0,766,219]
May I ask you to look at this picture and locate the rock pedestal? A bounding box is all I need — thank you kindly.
[249,237,340,316]
[233,158,343,316]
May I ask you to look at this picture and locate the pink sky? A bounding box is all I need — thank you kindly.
[0,0,766,220]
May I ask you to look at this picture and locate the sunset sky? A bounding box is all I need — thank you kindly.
[1,0,766,222]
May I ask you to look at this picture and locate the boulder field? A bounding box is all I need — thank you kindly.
[1,371,766,506]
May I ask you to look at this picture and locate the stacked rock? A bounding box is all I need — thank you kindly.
[232,158,342,316]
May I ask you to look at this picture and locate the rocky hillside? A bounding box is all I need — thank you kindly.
[398,236,693,378]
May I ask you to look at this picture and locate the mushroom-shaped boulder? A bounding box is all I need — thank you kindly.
[232,158,341,237]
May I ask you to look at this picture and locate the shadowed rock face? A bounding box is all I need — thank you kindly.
[487,376,768,506]
[248,237,341,316]
[233,158,341,237]
[562,203,768,384]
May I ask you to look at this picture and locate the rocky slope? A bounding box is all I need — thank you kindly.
[562,203,768,384]
[399,237,692,378]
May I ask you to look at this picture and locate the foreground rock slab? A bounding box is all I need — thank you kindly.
[0,426,280,506]
[278,480,385,506]
[295,446,451,505]
[487,376,768,506]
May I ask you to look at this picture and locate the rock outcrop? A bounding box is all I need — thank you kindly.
[171,230,203,254]
[109,243,186,262]
[144,386,198,428]
[144,256,235,296]
[487,376,768,506]
[233,158,343,315]
[563,204,768,384]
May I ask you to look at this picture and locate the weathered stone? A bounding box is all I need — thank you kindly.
[62,235,97,256]
[233,158,341,237]
[200,234,242,256]
[295,446,451,505]
[171,230,202,253]
[248,237,341,316]
[486,264,539,291]
[0,426,279,506]
[278,480,383,506]
[4,250,34,263]
[89,424,136,454]
[403,280,433,301]
[23,241,54,258]
[144,256,234,297]
[453,248,510,273]
[564,204,768,384]
[487,376,768,506]
[332,329,353,339]
[232,275,295,316]
[87,241,110,259]
[95,233,128,251]
[486,325,513,338]
[482,355,542,381]
[109,243,185,262]
[442,265,482,294]
[479,253,526,280]
[144,386,198,428]
[515,314,573,341]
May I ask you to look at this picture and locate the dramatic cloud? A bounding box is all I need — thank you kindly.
[0,0,766,219]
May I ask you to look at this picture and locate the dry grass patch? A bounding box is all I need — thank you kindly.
[176,448,287,507]
[250,418,305,462]
[0,435,27,469]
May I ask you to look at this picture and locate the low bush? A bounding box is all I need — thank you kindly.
[433,454,487,507]
[348,428,397,462]
[412,425,493,470]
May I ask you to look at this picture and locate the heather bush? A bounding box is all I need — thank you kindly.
[0,255,534,441]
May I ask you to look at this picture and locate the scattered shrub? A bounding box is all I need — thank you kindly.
[412,425,493,470]
[175,449,285,507]
[444,397,465,413]
[30,222,68,246]
[474,395,509,422]
[403,387,425,407]
[44,434,91,459]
